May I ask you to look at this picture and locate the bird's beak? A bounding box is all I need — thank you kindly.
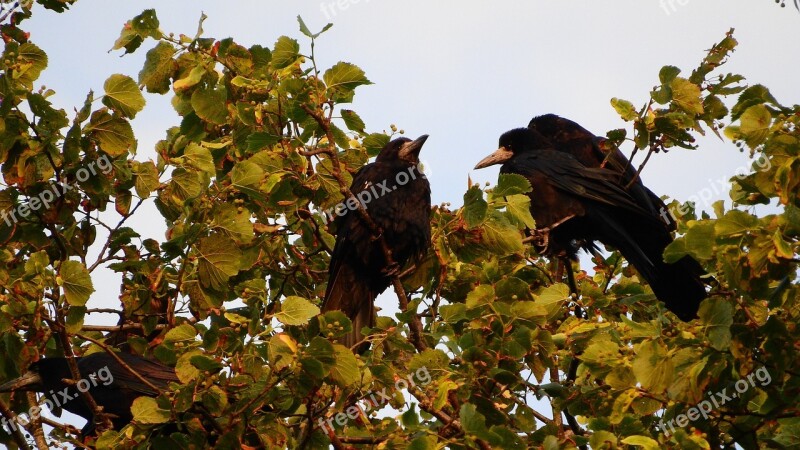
[398,135,429,160]
[474,147,513,169]
[0,371,43,392]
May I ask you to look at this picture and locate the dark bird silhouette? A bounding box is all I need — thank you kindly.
[323,135,432,349]
[528,114,675,230]
[474,125,707,321]
[0,352,178,436]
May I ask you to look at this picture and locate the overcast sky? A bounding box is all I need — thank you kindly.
[13,0,800,439]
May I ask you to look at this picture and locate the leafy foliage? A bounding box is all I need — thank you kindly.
[0,5,797,450]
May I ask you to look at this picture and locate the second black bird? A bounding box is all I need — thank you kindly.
[474,125,707,321]
[322,135,431,349]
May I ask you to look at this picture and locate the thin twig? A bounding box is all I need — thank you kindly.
[74,333,162,393]
[0,398,32,450]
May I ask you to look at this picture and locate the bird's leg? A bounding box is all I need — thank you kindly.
[561,257,585,320]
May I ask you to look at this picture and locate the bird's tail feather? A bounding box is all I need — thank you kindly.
[322,264,374,350]
[594,210,707,321]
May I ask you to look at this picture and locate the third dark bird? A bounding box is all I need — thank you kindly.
[322,135,432,349]
[0,352,178,436]
[474,116,707,321]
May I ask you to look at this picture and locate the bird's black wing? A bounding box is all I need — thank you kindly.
[83,353,178,396]
[505,150,655,218]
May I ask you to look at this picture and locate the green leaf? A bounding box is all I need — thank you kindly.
[715,210,758,237]
[191,85,228,125]
[504,194,536,229]
[16,43,48,87]
[632,340,673,392]
[463,185,488,228]
[131,397,170,424]
[670,77,704,115]
[133,160,160,198]
[611,97,638,121]
[341,109,365,133]
[330,344,360,387]
[59,260,94,306]
[139,41,176,94]
[65,306,86,334]
[659,65,681,84]
[164,324,197,342]
[466,285,495,309]
[323,62,372,94]
[86,110,135,157]
[196,234,242,291]
[190,355,223,372]
[275,296,320,326]
[621,435,660,450]
[211,203,254,244]
[102,74,146,119]
[269,334,297,371]
[297,15,333,39]
[271,36,300,69]
[481,213,524,255]
[182,143,215,174]
[698,298,733,351]
[231,160,265,189]
[493,173,532,196]
[738,104,772,148]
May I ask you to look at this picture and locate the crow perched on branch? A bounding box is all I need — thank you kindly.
[0,352,178,436]
[322,135,431,349]
[474,123,707,321]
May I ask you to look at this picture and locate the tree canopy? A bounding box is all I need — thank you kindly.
[0,2,798,449]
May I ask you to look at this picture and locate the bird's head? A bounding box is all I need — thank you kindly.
[474,128,551,169]
[376,135,429,164]
[528,113,591,144]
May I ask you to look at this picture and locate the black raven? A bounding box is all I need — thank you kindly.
[0,352,178,436]
[322,135,431,349]
[474,126,707,321]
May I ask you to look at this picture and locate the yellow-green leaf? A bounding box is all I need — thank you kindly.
[102,74,146,119]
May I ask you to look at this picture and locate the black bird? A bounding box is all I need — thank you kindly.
[474,126,707,321]
[528,114,675,230]
[0,352,178,436]
[323,135,432,349]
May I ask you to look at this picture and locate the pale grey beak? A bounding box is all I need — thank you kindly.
[0,371,43,392]
[398,135,429,160]
[474,147,514,169]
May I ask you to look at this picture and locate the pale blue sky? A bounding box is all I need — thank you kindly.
[13,0,800,438]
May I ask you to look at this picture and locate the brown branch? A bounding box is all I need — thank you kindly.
[298,147,333,157]
[0,397,32,450]
[25,392,49,450]
[38,416,82,436]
